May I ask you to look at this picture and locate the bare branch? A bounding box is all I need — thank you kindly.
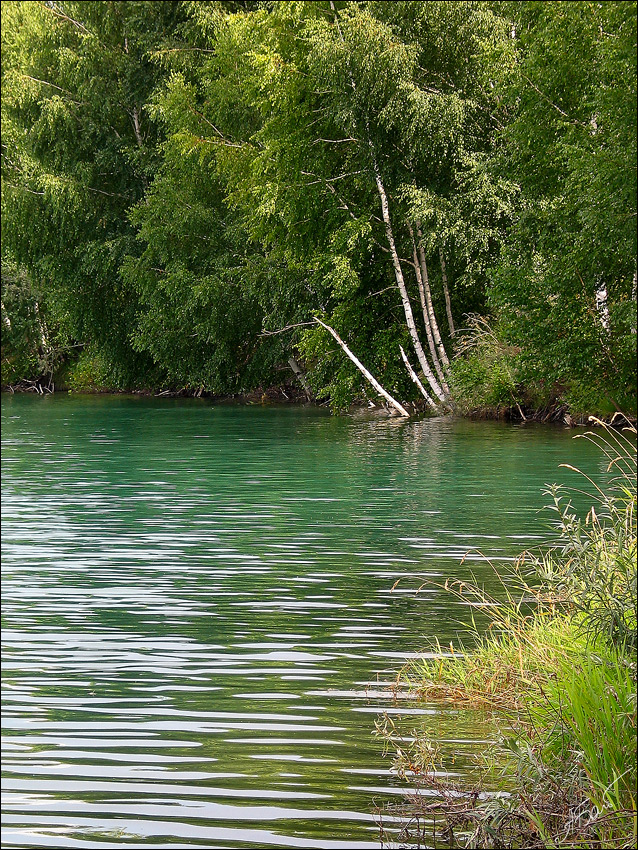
[300,170,363,184]
[187,105,230,141]
[259,321,317,338]
[368,286,396,298]
[152,47,217,56]
[311,137,358,145]
[85,186,129,198]
[20,75,83,105]
[521,74,586,126]
[300,170,360,221]
[5,183,45,196]
[40,2,92,35]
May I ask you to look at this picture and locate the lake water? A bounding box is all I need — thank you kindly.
[1,395,605,848]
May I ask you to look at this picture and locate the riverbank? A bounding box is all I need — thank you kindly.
[381,422,637,848]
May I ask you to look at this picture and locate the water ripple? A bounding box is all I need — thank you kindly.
[2,397,603,848]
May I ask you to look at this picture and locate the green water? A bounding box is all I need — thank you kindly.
[1,395,605,849]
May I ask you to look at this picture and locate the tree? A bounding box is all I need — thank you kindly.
[1,1,186,386]
[488,0,637,413]
[156,0,512,411]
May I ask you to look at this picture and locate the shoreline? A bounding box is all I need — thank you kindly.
[3,381,635,428]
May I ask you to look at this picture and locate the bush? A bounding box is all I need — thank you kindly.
[449,315,522,412]
[532,421,637,651]
[67,348,116,393]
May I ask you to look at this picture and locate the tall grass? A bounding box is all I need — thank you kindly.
[381,422,637,849]
[534,421,636,651]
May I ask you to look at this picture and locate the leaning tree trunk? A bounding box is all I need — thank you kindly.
[288,357,312,401]
[314,317,410,417]
[328,0,448,414]
[415,223,451,373]
[371,166,447,406]
[400,346,437,410]
[439,246,455,338]
[408,224,449,393]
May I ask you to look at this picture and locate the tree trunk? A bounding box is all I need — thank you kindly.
[288,357,312,400]
[33,301,48,350]
[1,300,11,331]
[314,317,410,417]
[131,106,143,147]
[371,168,447,404]
[408,224,448,392]
[400,346,437,410]
[439,246,455,338]
[595,280,610,332]
[415,223,450,372]
[328,0,448,410]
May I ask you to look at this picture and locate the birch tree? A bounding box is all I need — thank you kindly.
[186,0,511,412]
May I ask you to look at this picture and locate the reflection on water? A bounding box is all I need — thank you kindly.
[1,396,603,848]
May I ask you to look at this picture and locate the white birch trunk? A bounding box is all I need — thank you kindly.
[327,0,448,409]
[595,281,610,332]
[400,346,437,410]
[314,317,410,417]
[33,301,48,349]
[131,106,143,147]
[1,300,11,332]
[408,224,448,392]
[288,357,312,400]
[371,168,447,403]
[439,246,455,338]
[415,223,450,371]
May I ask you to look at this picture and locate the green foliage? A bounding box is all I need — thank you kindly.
[488,1,637,413]
[1,261,43,385]
[400,617,636,845]
[532,424,637,651]
[66,347,116,393]
[0,258,70,386]
[1,0,184,386]
[449,315,521,412]
[529,654,636,819]
[389,424,638,848]
[383,614,636,847]
[1,1,635,410]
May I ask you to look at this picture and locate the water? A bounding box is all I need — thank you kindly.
[1,395,605,848]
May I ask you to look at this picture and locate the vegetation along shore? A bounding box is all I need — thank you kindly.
[378,421,637,848]
[1,1,636,422]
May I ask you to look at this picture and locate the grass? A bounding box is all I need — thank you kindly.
[378,421,637,849]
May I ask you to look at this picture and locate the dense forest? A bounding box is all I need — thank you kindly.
[2,0,636,418]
